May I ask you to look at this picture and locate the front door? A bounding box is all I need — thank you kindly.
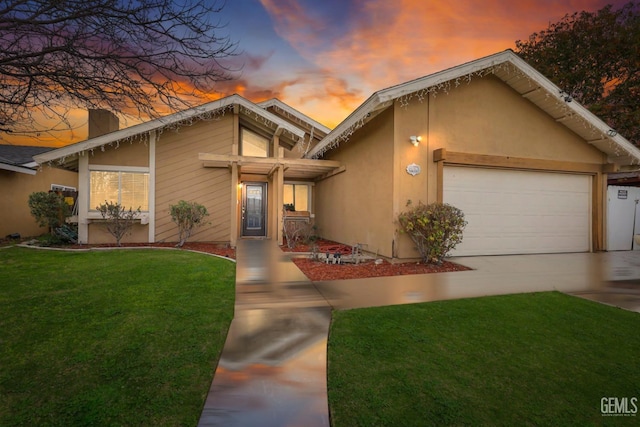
[242,182,267,237]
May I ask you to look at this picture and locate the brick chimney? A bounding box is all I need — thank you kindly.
[88,109,119,139]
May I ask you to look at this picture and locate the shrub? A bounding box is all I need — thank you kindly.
[169,200,209,247]
[28,191,76,243]
[283,219,317,249]
[96,201,140,246]
[28,191,71,231]
[397,201,467,264]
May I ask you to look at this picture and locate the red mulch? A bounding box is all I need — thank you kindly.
[63,242,236,259]
[280,238,353,254]
[291,256,471,282]
[282,238,471,281]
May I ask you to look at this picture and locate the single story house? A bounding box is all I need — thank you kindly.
[35,96,338,245]
[308,50,640,258]
[35,50,640,258]
[0,145,77,239]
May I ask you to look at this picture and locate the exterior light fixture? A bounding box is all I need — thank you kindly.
[607,129,617,137]
[410,136,422,146]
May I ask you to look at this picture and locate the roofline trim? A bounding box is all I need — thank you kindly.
[35,95,306,165]
[307,50,640,164]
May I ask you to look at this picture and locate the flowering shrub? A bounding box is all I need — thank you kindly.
[397,201,467,264]
[169,200,209,247]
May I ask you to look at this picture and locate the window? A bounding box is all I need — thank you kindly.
[241,128,269,157]
[90,170,149,211]
[51,184,77,192]
[284,183,310,212]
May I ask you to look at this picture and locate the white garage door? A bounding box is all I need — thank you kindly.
[444,167,591,256]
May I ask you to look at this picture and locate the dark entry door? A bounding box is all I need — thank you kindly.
[242,182,267,237]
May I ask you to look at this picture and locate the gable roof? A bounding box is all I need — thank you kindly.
[307,50,640,166]
[258,98,331,135]
[0,144,54,175]
[34,94,306,170]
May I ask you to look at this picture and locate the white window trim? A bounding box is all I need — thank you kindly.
[88,168,150,214]
[51,184,77,191]
[88,164,150,173]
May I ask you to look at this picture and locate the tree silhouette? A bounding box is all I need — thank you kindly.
[0,0,239,139]
[516,2,639,146]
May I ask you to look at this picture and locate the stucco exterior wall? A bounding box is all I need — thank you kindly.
[315,108,395,257]
[426,76,606,163]
[1,167,78,238]
[321,75,610,260]
[155,117,234,243]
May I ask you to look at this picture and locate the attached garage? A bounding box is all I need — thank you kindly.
[444,166,591,256]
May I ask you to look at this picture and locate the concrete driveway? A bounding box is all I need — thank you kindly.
[313,251,640,312]
[199,243,640,426]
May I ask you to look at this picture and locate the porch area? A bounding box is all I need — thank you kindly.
[199,151,343,246]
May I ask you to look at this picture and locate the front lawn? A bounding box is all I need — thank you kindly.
[0,247,235,426]
[328,292,640,426]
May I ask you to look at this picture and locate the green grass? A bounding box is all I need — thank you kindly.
[0,247,235,426]
[328,292,640,426]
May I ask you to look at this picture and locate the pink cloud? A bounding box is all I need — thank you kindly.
[256,0,628,128]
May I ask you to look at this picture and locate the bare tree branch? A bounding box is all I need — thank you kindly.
[0,0,240,137]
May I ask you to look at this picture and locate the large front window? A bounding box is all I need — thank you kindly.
[284,183,310,212]
[90,170,149,211]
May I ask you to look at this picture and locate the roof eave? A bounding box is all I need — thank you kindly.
[35,95,306,166]
[258,98,332,134]
[0,162,37,175]
[310,49,640,165]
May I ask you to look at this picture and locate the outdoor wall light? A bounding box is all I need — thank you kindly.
[607,129,618,137]
[410,135,422,146]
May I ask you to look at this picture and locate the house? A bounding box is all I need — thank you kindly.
[35,96,339,245]
[308,50,640,258]
[0,145,77,239]
[35,50,640,257]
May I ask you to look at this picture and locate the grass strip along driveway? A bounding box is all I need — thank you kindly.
[0,247,235,426]
[328,292,640,426]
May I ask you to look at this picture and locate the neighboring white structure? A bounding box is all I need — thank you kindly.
[607,185,640,251]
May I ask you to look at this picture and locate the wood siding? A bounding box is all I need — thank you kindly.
[155,117,234,243]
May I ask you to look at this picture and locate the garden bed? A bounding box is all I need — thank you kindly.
[282,238,471,281]
[292,257,470,281]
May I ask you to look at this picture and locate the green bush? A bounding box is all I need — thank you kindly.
[397,201,467,264]
[169,200,209,247]
[28,191,71,231]
[96,201,140,246]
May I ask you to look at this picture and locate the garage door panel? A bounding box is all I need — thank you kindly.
[444,167,591,256]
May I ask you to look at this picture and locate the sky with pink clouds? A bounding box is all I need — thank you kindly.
[3,0,630,146]
[213,0,630,129]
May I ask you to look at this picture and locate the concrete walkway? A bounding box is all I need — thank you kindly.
[198,241,640,426]
[198,239,332,427]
